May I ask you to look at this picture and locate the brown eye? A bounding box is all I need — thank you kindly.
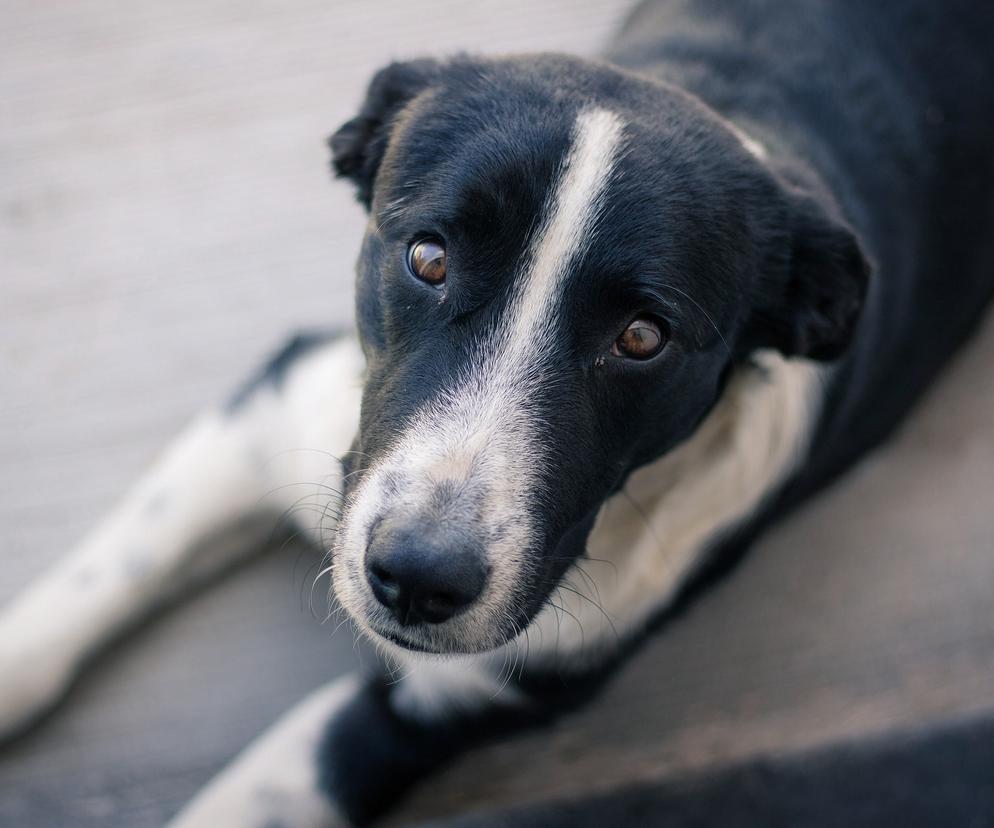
[612,316,667,360]
[407,238,446,285]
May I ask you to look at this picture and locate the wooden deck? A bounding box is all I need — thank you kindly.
[1,1,993,825]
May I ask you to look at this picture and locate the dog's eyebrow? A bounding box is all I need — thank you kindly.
[376,195,411,231]
[641,283,729,352]
[631,284,684,319]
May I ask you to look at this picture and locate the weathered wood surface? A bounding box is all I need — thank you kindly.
[1,1,992,825]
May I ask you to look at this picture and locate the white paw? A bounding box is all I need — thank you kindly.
[0,631,75,742]
[167,677,361,828]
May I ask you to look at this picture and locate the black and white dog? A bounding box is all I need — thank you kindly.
[3,0,994,825]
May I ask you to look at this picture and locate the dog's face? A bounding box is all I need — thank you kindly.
[329,55,868,655]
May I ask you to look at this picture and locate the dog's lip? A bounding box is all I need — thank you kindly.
[372,625,439,654]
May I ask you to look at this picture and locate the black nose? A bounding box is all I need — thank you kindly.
[365,527,487,625]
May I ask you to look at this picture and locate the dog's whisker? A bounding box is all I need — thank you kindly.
[647,283,731,354]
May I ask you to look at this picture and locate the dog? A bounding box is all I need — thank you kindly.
[3,0,993,825]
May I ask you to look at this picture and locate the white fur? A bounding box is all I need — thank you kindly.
[390,654,525,721]
[503,108,628,365]
[166,675,360,828]
[334,108,627,651]
[0,336,363,739]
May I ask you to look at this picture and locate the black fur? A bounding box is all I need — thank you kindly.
[319,0,994,821]
[319,676,553,825]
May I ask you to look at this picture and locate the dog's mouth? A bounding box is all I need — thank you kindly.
[346,600,531,656]
[372,626,443,654]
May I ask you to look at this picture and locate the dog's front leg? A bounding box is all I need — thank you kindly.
[167,654,553,828]
[0,333,364,741]
[166,673,363,828]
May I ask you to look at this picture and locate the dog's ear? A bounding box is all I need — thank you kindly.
[748,188,871,361]
[329,59,442,209]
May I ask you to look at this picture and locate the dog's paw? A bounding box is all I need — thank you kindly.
[166,677,362,828]
[0,632,74,743]
[166,772,351,828]
[167,792,347,828]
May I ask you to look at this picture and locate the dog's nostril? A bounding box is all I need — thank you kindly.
[364,529,486,626]
[367,562,401,607]
[368,562,396,588]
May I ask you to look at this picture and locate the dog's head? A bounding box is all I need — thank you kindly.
[328,55,868,655]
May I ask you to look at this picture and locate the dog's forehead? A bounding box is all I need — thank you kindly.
[381,90,602,221]
[386,100,627,259]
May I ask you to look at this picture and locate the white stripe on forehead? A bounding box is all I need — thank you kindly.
[502,107,626,363]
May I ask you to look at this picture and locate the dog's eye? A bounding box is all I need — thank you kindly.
[612,316,667,360]
[407,238,446,286]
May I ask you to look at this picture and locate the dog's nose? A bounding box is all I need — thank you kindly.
[365,527,487,625]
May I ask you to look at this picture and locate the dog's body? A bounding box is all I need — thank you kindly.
[3,1,993,825]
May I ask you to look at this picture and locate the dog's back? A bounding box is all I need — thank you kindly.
[612,0,994,492]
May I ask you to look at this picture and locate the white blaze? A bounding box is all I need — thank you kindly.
[500,107,626,367]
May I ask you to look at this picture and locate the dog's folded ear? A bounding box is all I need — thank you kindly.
[748,187,872,361]
[329,59,442,209]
